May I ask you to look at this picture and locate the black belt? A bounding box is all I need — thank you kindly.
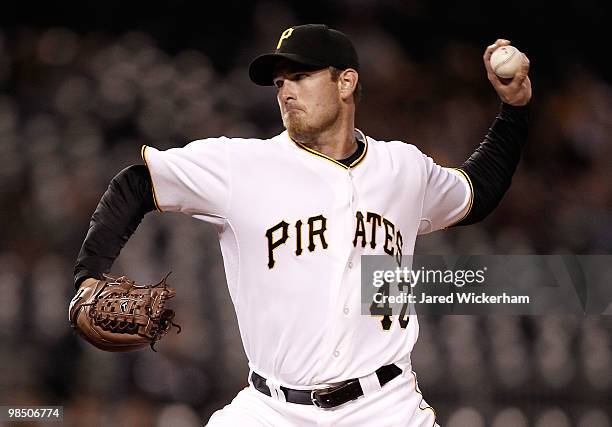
[251,364,402,409]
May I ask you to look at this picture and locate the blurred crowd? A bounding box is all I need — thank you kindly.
[1,5,611,426]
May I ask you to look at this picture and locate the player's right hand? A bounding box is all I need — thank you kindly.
[483,39,532,106]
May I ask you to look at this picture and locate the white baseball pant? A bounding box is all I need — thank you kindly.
[206,368,439,427]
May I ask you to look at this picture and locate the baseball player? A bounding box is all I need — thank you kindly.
[72,24,531,426]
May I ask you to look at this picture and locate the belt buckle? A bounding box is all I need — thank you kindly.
[311,379,360,409]
[311,387,335,409]
[310,389,323,408]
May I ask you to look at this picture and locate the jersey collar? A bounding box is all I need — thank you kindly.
[288,129,368,170]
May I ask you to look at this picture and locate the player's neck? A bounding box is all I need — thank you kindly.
[290,117,357,160]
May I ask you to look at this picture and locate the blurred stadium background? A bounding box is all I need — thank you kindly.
[1,1,611,426]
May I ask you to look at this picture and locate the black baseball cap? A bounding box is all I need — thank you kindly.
[249,24,359,86]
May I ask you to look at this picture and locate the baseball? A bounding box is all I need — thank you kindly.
[490,45,522,79]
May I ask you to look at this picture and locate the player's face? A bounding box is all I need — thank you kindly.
[273,62,342,138]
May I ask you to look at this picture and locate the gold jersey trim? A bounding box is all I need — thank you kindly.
[290,129,368,170]
[410,370,438,425]
[140,145,163,213]
[447,167,474,227]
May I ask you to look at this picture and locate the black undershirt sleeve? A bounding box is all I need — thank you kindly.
[453,102,529,226]
[73,165,156,289]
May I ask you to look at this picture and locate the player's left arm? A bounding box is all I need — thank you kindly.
[73,165,156,288]
[453,38,531,226]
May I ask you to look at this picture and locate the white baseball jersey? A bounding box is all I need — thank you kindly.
[142,130,472,388]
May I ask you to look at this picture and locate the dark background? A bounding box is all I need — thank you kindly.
[0,1,611,426]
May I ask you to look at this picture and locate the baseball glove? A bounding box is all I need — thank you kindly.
[69,273,181,352]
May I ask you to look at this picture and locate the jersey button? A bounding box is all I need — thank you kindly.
[343,306,350,315]
[348,261,354,269]
[333,350,340,358]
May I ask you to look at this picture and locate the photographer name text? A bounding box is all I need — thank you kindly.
[373,291,530,305]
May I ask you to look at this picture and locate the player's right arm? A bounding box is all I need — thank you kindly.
[417,102,529,234]
[418,41,531,234]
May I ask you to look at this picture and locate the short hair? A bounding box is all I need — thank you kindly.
[329,67,362,105]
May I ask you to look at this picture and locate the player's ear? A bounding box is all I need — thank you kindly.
[338,69,358,101]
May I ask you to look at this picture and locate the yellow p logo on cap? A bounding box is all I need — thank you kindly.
[276,28,294,50]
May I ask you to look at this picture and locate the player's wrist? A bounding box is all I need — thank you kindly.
[500,102,530,118]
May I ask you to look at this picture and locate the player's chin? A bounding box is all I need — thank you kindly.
[283,115,307,133]
[283,110,303,122]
